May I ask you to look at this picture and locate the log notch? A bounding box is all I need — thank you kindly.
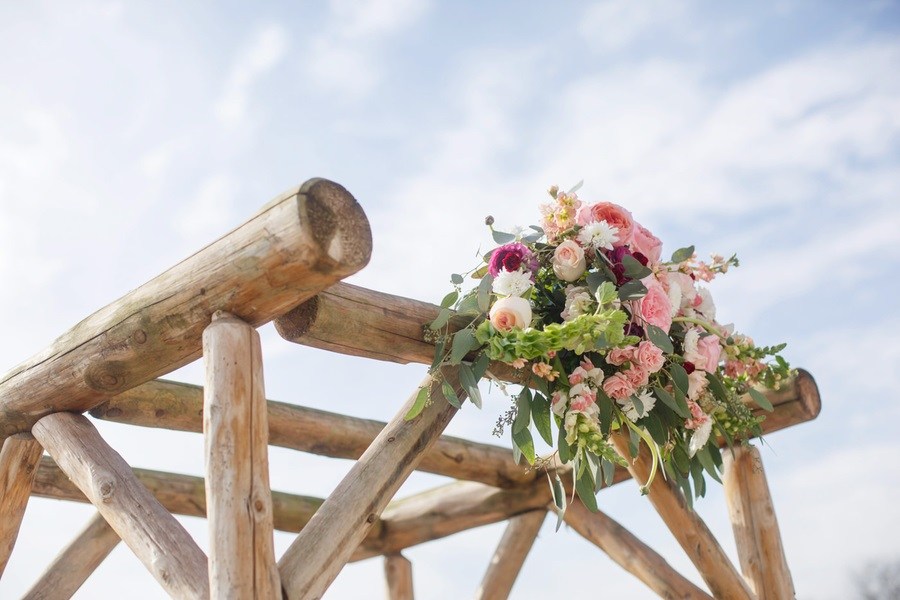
[610,433,754,600]
[384,554,414,600]
[723,445,795,599]
[563,500,712,599]
[31,413,209,599]
[278,368,464,599]
[203,312,280,598]
[0,178,372,440]
[22,512,120,600]
[474,510,546,600]
[0,433,43,577]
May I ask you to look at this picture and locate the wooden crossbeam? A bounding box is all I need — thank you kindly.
[474,510,546,600]
[610,433,754,600]
[0,433,43,577]
[723,445,795,599]
[384,553,414,600]
[22,512,120,600]
[0,178,372,441]
[278,369,464,599]
[31,413,209,599]
[203,312,280,598]
[563,499,712,599]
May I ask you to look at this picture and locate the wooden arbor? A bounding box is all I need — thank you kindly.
[0,179,820,599]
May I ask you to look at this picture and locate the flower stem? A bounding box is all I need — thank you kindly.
[672,316,723,337]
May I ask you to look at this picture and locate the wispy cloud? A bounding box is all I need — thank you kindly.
[215,24,288,125]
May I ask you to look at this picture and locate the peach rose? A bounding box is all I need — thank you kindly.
[635,340,666,373]
[576,202,634,245]
[624,365,649,388]
[638,279,672,332]
[603,372,635,400]
[630,223,662,264]
[552,240,586,282]
[696,334,722,373]
[606,346,635,366]
[489,296,532,331]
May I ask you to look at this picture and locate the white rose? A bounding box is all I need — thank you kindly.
[552,240,586,282]
[488,296,532,331]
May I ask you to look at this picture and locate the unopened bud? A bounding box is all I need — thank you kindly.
[485,215,495,226]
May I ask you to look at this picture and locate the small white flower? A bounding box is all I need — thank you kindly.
[577,220,619,250]
[617,389,656,421]
[492,269,532,297]
[689,419,713,456]
[695,287,716,321]
[561,285,594,321]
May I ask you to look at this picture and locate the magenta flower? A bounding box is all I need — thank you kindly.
[488,242,538,277]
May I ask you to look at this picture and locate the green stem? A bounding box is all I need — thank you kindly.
[623,418,661,494]
[672,316,723,337]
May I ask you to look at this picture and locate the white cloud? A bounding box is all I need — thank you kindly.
[174,173,240,241]
[579,0,690,52]
[215,24,288,125]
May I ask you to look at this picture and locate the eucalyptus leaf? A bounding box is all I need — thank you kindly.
[601,458,616,487]
[404,386,430,421]
[513,389,532,434]
[450,329,478,365]
[598,391,614,436]
[472,351,490,380]
[696,446,722,483]
[491,230,516,244]
[512,427,535,465]
[575,468,599,512]
[671,245,695,263]
[440,290,459,308]
[618,280,648,301]
[551,473,567,531]
[429,308,452,331]
[654,386,689,419]
[669,363,690,397]
[622,254,652,279]
[442,380,461,409]
[531,393,553,445]
[456,293,481,316]
[429,339,445,373]
[586,271,610,295]
[557,425,572,464]
[451,273,464,285]
[646,324,674,354]
[458,364,482,409]
[643,412,667,446]
[705,372,729,403]
[477,275,494,313]
[749,388,774,412]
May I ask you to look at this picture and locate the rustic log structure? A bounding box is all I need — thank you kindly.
[0,179,820,599]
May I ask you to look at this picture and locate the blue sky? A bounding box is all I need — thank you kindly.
[2,1,899,598]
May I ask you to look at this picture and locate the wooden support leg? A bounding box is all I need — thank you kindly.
[31,412,209,599]
[277,368,464,599]
[384,553,414,600]
[564,500,712,599]
[0,433,43,577]
[475,510,546,600]
[203,312,280,599]
[22,512,120,600]
[723,445,795,600]
[611,434,755,600]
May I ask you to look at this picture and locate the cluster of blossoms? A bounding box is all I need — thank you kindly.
[422,184,792,508]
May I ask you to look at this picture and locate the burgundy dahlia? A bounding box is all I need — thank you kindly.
[488,242,539,277]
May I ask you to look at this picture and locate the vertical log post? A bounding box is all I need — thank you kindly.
[0,433,44,577]
[723,445,795,600]
[474,510,546,600]
[384,553,414,600]
[277,368,464,599]
[31,412,210,599]
[22,512,120,600]
[203,311,280,599]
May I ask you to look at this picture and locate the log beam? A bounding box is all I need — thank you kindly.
[203,313,280,598]
[277,369,463,599]
[31,413,209,599]
[0,433,43,577]
[22,512,120,600]
[384,553,414,600]
[611,433,754,600]
[0,178,372,440]
[563,500,712,599]
[723,445,795,600]
[474,510,546,600]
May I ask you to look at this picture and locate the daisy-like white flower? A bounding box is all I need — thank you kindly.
[492,269,532,297]
[617,388,656,421]
[689,419,713,456]
[577,220,619,250]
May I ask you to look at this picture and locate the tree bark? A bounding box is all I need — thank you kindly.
[474,510,546,600]
[0,433,43,577]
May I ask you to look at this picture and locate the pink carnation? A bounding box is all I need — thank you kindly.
[638,278,673,333]
[630,223,663,265]
[570,387,597,412]
[576,202,634,245]
[684,400,710,430]
[603,372,635,400]
[606,346,635,366]
[624,365,649,388]
[635,340,666,373]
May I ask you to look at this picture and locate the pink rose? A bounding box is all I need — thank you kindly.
[624,365,649,388]
[606,346,635,366]
[638,278,672,332]
[696,334,722,373]
[684,400,710,430]
[552,240,586,282]
[603,372,635,400]
[576,202,634,245]
[630,223,662,264]
[489,296,532,331]
[635,340,666,373]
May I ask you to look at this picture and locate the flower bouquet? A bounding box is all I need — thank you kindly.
[411,183,792,513]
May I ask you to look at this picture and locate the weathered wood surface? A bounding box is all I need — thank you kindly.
[474,510,546,600]
[32,456,327,536]
[278,369,463,599]
[0,433,43,577]
[0,178,372,440]
[353,480,552,561]
[31,413,210,599]
[22,512,120,600]
[610,433,754,600]
[203,313,280,598]
[384,553,414,600]
[564,500,712,599]
[723,445,795,600]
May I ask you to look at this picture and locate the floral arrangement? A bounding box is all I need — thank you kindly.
[410,183,792,513]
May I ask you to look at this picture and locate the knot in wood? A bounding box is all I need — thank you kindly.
[84,361,128,393]
[132,329,147,344]
[387,436,396,443]
[255,499,265,512]
[93,476,116,503]
[366,513,377,524]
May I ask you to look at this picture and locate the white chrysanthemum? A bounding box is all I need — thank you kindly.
[577,220,619,250]
[492,269,532,297]
[618,389,656,421]
[689,419,713,456]
[683,328,700,357]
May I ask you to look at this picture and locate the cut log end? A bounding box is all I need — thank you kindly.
[273,297,319,341]
[300,178,372,273]
[795,368,821,420]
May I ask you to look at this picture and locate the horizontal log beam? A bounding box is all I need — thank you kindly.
[0,178,371,440]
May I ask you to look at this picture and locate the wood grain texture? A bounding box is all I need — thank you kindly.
[277,368,463,599]
[564,500,712,599]
[474,510,546,600]
[384,554,414,600]
[611,432,754,600]
[31,413,210,599]
[22,512,120,600]
[723,445,795,600]
[0,433,43,577]
[203,313,280,598]
[0,178,372,440]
